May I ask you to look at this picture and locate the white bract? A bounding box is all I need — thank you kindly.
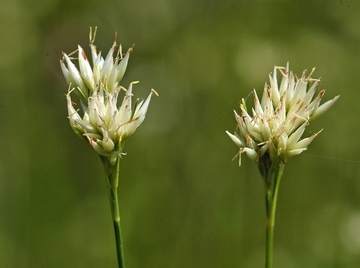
[226,63,339,166]
[60,27,157,164]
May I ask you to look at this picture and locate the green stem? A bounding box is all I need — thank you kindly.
[264,163,285,268]
[103,156,125,268]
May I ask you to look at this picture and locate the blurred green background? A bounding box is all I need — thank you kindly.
[1,0,360,267]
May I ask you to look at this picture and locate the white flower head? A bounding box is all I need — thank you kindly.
[61,27,158,164]
[226,63,339,167]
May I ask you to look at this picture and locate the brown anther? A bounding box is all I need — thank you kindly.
[81,48,88,61]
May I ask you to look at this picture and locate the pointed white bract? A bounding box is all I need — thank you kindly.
[226,63,339,166]
[61,27,157,164]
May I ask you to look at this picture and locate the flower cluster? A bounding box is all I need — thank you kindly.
[60,27,157,164]
[226,63,339,166]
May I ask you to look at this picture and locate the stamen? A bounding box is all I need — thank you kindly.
[63,49,79,61]
[307,67,316,79]
[90,26,97,44]
[151,89,159,97]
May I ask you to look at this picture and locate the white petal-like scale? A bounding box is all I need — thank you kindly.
[132,89,158,127]
[88,137,110,156]
[285,148,307,158]
[286,122,307,149]
[78,45,95,91]
[226,131,245,147]
[60,60,71,86]
[243,147,257,162]
[102,131,115,152]
[311,95,340,121]
[62,54,88,97]
[116,47,132,82]
[289,130,322,151]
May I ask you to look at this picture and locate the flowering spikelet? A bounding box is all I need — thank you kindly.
[226,63,339,167]
[60,27,158,164]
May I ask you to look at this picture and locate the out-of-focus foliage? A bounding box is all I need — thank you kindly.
[1,0,359,267]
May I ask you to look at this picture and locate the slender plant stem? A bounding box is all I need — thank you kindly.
[109,186,125,268]
[264,163,285,268]
[104,156,125,268]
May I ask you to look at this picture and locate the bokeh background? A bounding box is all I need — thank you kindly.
[1,0,360,267]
